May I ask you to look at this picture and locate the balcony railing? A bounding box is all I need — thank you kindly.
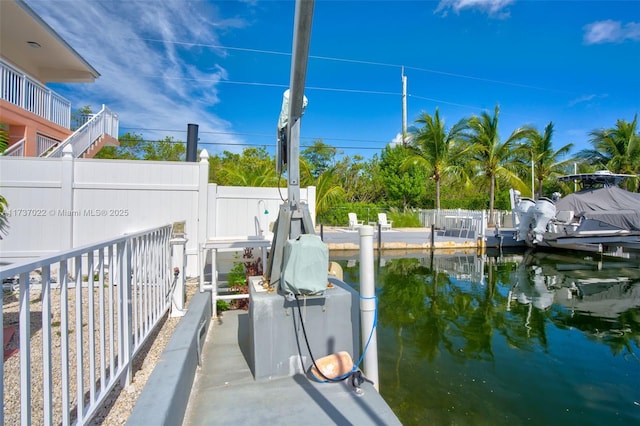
[0,224,176,425]
[2,138,25,157]
[0,58,71,129]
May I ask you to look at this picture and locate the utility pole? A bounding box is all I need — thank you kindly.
[531,157,535,199]
[401,66,407,145]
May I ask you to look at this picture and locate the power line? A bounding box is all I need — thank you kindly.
[138,37,573,94]
[119,127,394,145]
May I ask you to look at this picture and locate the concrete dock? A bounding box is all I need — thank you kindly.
[318,226,522,251]
[183,309,401,425]
[129,227,523,425]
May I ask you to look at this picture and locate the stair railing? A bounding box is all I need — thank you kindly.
[45,105,119,158]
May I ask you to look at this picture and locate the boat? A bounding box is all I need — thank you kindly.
[508,250,640,319]
[510,171,640,252]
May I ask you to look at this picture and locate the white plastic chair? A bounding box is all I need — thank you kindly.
[377,213,393,230]
[348,212,364,230]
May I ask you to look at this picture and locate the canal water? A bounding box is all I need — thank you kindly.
[332,249,640,425]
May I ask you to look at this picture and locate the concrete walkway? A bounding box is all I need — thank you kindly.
[183,309,401,426]
[317,226,521,250]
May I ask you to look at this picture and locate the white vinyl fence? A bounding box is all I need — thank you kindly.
[0,152,316,277]
[0,224,175,425]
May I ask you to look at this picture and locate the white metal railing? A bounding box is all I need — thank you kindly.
[418,208,487,240]
[45,105,119,158]
[1,224,175,425]
[2,138,25,156]
[37,134,61,157]
[0,58,71,129]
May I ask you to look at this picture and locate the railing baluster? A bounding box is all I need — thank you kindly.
[75,255,84,422]
[98,248,106,395]
[19,272,31,425]
[42,265,53,425]
[108,245,115,389]
[60,260,70,426]
[88,250,96,406]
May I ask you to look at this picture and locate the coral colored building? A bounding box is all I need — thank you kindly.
[0,0,118,158]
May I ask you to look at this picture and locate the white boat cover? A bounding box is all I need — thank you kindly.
[555,186,640,231]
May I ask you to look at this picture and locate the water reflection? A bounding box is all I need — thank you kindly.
[333,249,640,425]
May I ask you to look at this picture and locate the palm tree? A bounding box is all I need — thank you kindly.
[216,148,280,187]
[405,108,468,209]
[577,115,640,191]
[523,122,575,198]
[462,105,529,223]
[312,168,346,219]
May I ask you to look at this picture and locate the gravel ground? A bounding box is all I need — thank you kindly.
[3,279,199,425]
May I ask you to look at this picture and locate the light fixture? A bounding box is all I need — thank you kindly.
[26,41,41,48]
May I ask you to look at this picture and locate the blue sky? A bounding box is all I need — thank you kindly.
[29,0,640,160]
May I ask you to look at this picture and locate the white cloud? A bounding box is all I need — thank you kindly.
[435,0,515,17]
[390,133,404,148]
[389,133,413,148]
[568,94,608,107]
[26,0,249,149]
[583,20,640,44]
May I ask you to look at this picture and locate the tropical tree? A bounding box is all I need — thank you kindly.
[301,139,338,178]
[577,115,640,191]
[461,105,529,223]
[95,132,146,159]
[71,105,94,131]
[215,147,279,187]
[334,154,384,203]
[142,136,186,161]
[379,145,427,211]
[522,122,574,198]
[405,108,469,209]
[314,168,346,218]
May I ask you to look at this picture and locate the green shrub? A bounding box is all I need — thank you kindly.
[388,208,421,227]
[216,299,229,312]
[227,258,247,288]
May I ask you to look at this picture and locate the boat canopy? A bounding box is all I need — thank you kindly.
[555,186,640,231]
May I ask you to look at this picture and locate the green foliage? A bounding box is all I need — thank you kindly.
[0,122,9,152]
[387,208,421,227]
[213,147,280,186]
[95,133,186,161]
[318,203,380,226]
[71,105,94,131]
[216,299,229,312]
[314,168,346,218]
[407,108,469,209]
[301,139,338,178]
[577,114,640,191]
[142,136,185,161]
[379,145,427,211]
[227,259,247,288]
[0,194,8,239]
[334,154,384,203]
[95,132,145,159]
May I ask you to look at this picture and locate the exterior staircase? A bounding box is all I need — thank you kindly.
[44,104,119,158]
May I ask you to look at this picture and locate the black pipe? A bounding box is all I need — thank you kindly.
[430,224,435,247]
[186,123,198,162]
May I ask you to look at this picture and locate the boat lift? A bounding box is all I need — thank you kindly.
[265,0,317,290]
